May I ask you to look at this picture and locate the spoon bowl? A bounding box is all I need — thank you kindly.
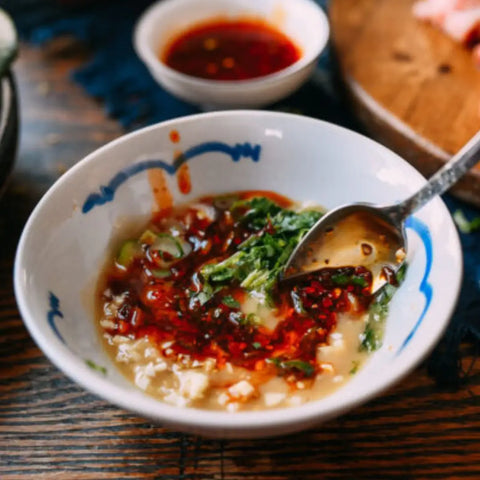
[284,129,480,291]
[284,203,406,293]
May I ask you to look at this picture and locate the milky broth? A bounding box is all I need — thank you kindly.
[100,311,368,410]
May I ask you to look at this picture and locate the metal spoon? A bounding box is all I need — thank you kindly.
[283,130,480,293]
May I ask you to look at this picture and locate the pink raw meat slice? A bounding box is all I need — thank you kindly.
[413,0,480,39]
[442,7,480,42]
[413,0,480,66]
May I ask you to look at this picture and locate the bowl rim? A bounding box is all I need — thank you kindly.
[14,111,463,435]
[133,0,330,89]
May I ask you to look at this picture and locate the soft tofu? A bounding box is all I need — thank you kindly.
[116,341,142,363]
[264,392,287,407]
[228,380,255,400]
[134,365,152,390]
[176,370,209,400]
[316,335,345,363]
[163,390,189,408]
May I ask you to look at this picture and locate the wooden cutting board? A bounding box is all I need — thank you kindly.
[330,0,480,206]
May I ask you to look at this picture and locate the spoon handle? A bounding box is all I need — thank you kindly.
[392,130,480,221]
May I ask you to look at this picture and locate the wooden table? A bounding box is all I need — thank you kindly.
[1,42,480,480]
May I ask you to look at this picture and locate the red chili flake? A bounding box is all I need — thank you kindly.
[117,320,130,335]
[321,297,333,309]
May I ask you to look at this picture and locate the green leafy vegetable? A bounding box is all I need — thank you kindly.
[199,197,323,304]
[453,209,480,234]
[360,264,407,352]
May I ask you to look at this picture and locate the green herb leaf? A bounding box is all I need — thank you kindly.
[252,342,262,350]
[351,276,368,288]
[360,265,408,352]
[331,273,349,285]
[360,321,382,352]
[199,197,323,305]
[282,360,315,377]
[231,197,282,230]
[85,359,107,375]
[395,263,407,283]
[332,273,368,288]
[350,360,360,375]
[222,295,240,308]
[267,357,315,377]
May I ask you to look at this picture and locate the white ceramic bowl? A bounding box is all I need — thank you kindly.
[14,111,462,438]
[134,0,329,109]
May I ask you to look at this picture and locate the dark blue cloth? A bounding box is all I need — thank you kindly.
[3,0,480,386]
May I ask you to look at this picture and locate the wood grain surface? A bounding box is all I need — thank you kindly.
[330,0,480,206]
[1,41,480,480]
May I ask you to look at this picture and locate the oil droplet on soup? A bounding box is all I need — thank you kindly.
[97,191,396,411]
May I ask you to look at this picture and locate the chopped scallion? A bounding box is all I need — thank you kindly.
[151,268,171,279]
[222,295,240,308]
[116,240,140,269]
[267,357,315,377]
[85,359,107,375]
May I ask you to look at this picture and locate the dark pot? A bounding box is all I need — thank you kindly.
[0,71,18,196]
[0,5,19,197]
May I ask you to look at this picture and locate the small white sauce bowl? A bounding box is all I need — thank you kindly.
[14,111,462,438]
[134,0,329,109]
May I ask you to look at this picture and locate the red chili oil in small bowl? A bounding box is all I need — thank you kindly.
[161,18,302,81]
